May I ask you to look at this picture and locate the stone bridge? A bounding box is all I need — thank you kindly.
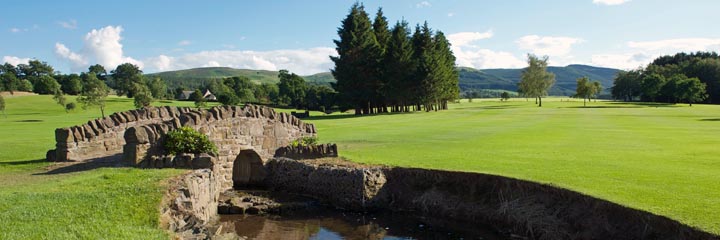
[48,105,320,189]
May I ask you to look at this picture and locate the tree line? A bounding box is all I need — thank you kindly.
[611,51,718,106]
[331,4,459,115]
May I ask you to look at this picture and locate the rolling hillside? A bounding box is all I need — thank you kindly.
[149,65,620,96]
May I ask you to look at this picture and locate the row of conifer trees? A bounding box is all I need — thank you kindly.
[331,4,459,115]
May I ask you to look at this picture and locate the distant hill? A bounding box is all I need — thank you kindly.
[149,65,620,96]
[460,65,620,96]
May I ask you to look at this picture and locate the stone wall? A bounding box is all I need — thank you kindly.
[48,106,193,162]
[273,144,339,160]
[264,158,717,240]
[160,169,220,239]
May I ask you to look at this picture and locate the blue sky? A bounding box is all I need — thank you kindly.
[2,0,720,75]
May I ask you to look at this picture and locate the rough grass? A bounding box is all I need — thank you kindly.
[304,98,720,234]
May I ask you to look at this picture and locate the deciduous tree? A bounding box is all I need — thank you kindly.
[518,54,555,107]
[78,73,110,118]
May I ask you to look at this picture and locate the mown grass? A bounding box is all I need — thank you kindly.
[1,95,719,236]
[305,98,720,234]
[0,95,191,239]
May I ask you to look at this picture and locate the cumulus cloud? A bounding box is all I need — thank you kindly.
[592,0,631,5]
[58,19,77,29]
[416,1,431,8]
[447,30,525,69]
[516,35,583,57]
[448,31,494,47]
[2,56,31,66]
[144,47,337,75]
[55,25,143,71]
[591,38,720,69]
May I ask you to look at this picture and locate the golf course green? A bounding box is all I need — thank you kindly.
[0,94,718,238]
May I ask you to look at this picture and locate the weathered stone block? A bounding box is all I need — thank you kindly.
[55,128,73,143]
[125,126,150,144]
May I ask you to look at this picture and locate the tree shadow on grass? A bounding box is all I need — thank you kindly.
[33,154,125,175]
[699,118,720,122]
[0,159,46,166]
[305,111,414,121]
[607,102,681,108]
[563,106,642,109]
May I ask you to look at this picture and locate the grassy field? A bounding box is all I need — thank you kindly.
[0,95,193,239]
[304,98,720,234]
[0,95,718,237]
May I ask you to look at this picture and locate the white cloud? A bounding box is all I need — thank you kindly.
[58,19,77,29]
[516,35,583,57]
[448,12,455,17]
[448,30,525,69]
[55,25,143,71]
[593,0,630,5]
[2,56,31,66]
[178,40,192,46]
[10,28,26,33]
[144,47,336,75]
[447,31,494,47]
[592,38,720,70]
[54,43,87,68]
[627,38,720,52]
[416,1,431,8]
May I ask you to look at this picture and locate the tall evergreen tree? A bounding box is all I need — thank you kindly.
[331,3,382,115]
[432,31,459,110]
[372,8,391,113]
[383,20,415,112]
[412,22,435,111]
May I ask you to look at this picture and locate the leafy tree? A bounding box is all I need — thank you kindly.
[18,79,33,92]
[34,75,61,94]
[278,70,307,109]
[65,102,76,112]
[111,63,144,97]
[132,83,153,108]
[88,64,107,80]
[190,89,206,108]
[78,73,110,118]
[640,73,665,102]
[1,72,19,94]
[53,89,68,112]
[518,54,555,107]
[59,74,83,95]
[0,94,5,117]
[501,92,510,101]
[575,77,601,106]
[592,81,602,101]
[217,92,240,106]
[677,76,707,106]
[18,60,54,78]
[147,77,167,99]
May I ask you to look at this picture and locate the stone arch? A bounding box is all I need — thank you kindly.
[232,149,266,188]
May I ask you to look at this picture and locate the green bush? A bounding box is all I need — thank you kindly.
[290,136,318,147]
[163,127,217,154]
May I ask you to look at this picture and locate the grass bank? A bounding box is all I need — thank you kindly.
[305,98,720,234]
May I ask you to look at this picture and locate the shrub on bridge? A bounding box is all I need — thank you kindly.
[163,127,218,154]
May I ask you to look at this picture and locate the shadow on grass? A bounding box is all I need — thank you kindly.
[0,159,46,166]
[699,118,720,122]
[608,102,681,108]
[34,154,125,175]
[305,111,415,121]
[564,106,642,109]
[14,119,43,122]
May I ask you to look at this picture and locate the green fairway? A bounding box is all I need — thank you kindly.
[305,98,720,234]
[0,95,192,239]
[0,95,718,237]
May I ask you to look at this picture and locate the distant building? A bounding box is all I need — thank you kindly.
[176,90,217,101]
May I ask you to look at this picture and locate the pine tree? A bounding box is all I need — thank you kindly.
[432,31,459,110]
[331,3,382,115]
[372,8,391,113]
[383,20,415,112]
